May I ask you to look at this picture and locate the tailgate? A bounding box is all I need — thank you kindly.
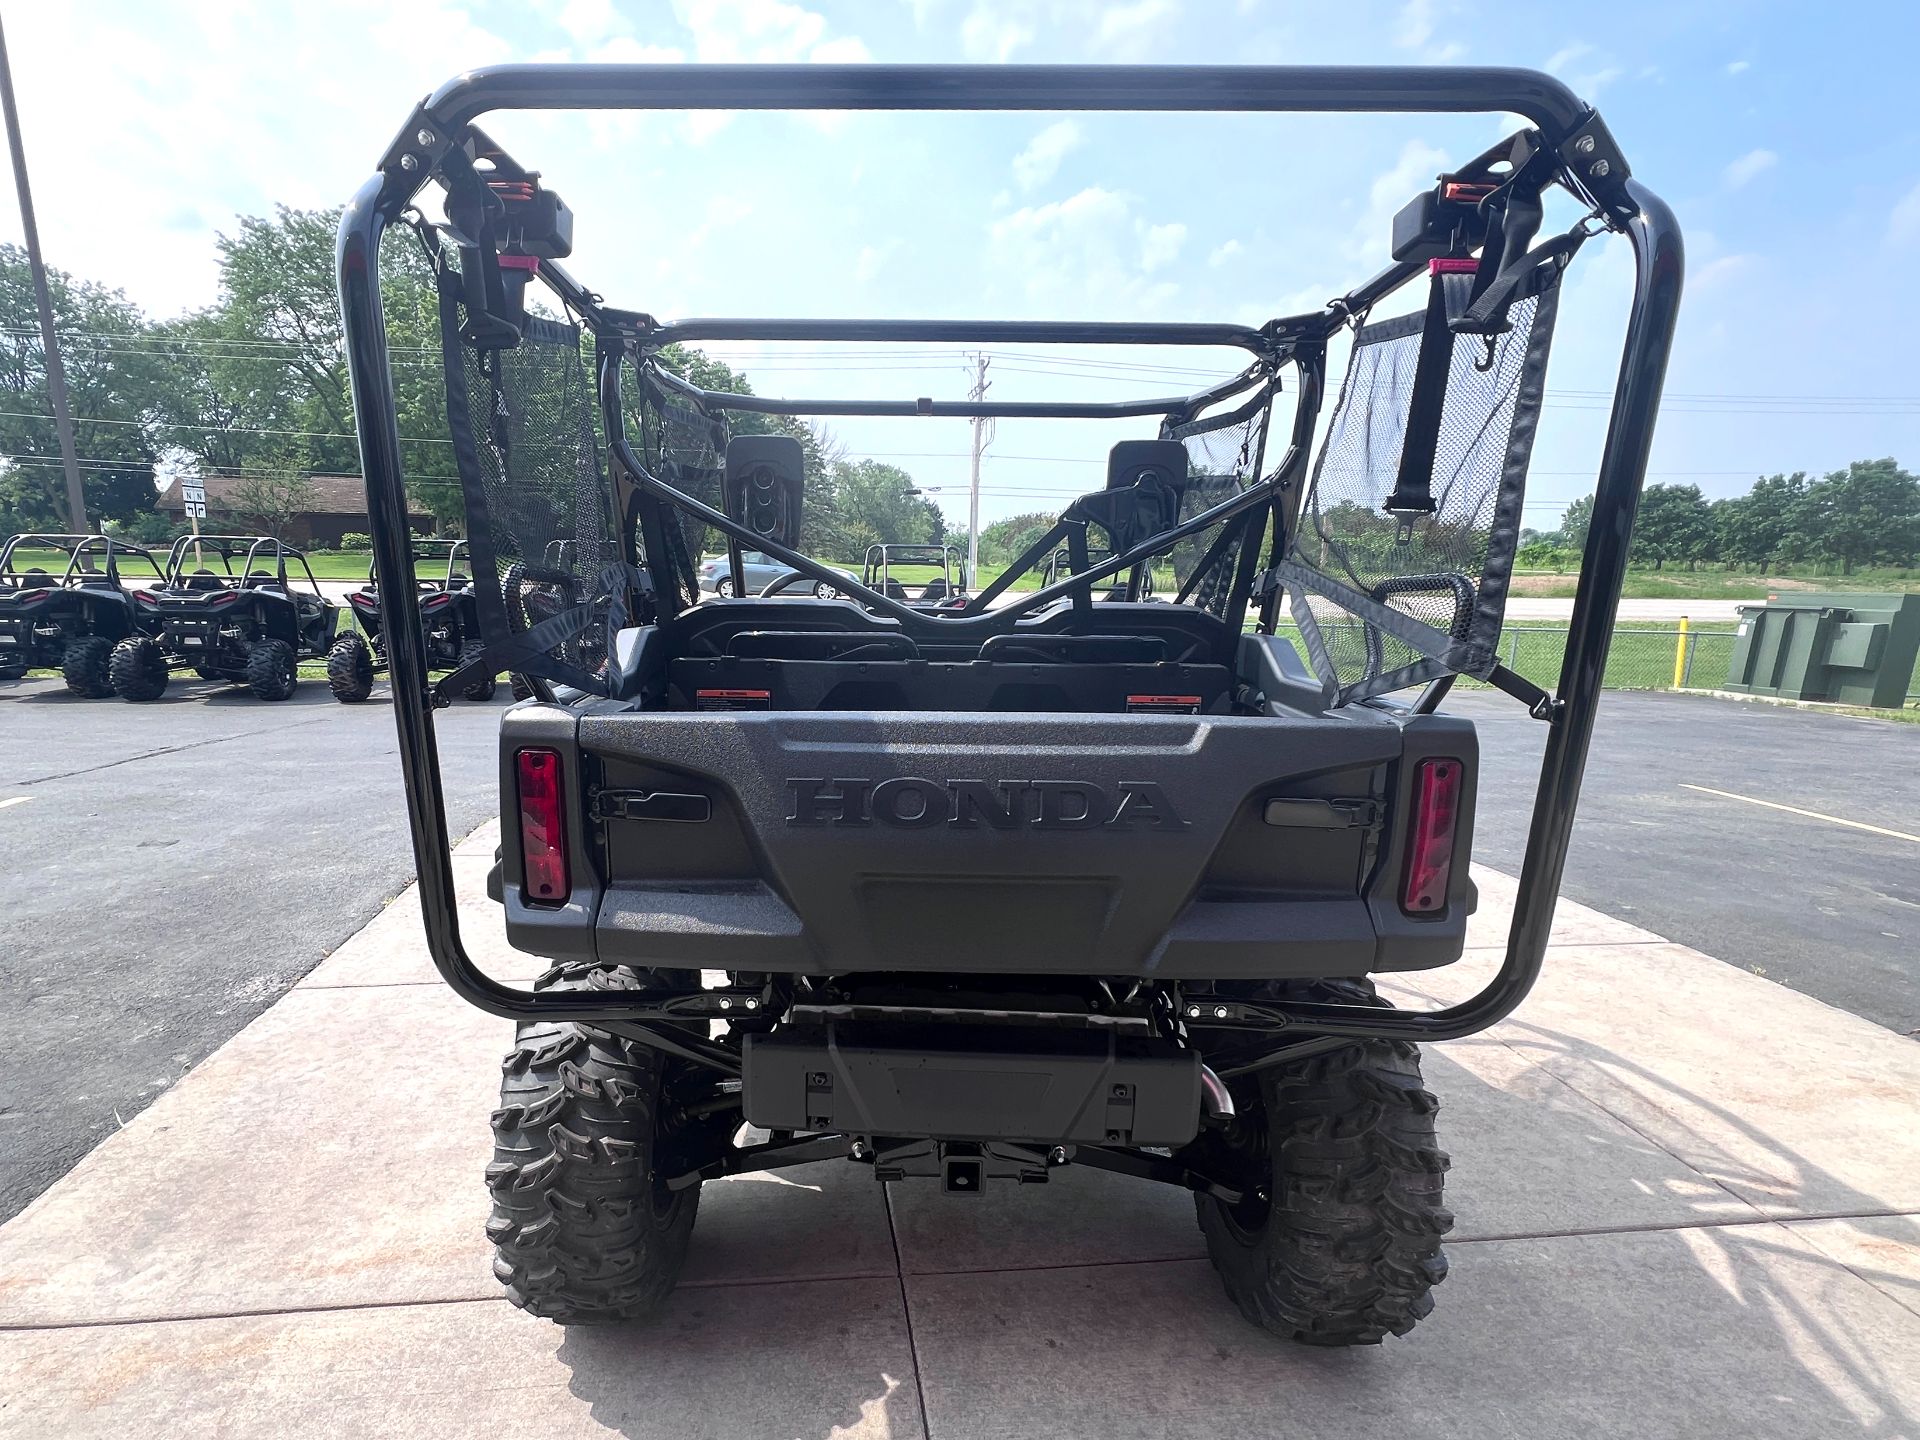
[499,707,1477,978]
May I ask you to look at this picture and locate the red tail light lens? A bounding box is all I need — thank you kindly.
[208,591,241,608]
[132,589,157,606]
[13,588,50,605]
[422,593,453,610]
[515,747,570,906]
[1401,757,1463,915]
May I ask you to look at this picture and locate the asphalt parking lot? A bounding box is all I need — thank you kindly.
[1452,690,1920,1036]
[0,676,502,1223]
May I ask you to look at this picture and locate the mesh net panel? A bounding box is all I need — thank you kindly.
[629,361,730,603]
[1282,267,1561,701]
[441,274,619,688]
[1159,385,1273,615]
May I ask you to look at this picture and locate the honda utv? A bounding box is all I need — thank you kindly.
[0,534,169,695]
[328,538,496,703]
[341,64,1679,1345]
[111,536,338,701]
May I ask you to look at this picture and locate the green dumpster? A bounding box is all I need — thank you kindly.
[1724,592,1920,708]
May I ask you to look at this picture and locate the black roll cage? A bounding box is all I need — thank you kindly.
[337,64,1682,1061]
[0,533,166,589]
[161,535,327,597]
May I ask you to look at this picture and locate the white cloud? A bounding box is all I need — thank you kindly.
[1350,139,1449,259]
[1722,148,1777,190]
[1726,59,1751,75]
[1394,0,1436,50]
[556,0,623,46]
[671,0,864,62]
[1140,221,1186,273]
[987,187,1180,314]
[1011,120,1083,192]
[1093,0,1180,60]
[1209,239,1244,267]
[1693,253,1757,290]
[1544,42,1622,99]
[961,3,1034,61]
[1890,182,1920,248]
[854,241,899,283]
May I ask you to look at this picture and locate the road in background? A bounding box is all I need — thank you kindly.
[0,678,501,1222]
[1453,690,1920,1036]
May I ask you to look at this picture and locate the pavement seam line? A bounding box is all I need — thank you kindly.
[881,1175,937,1440]
[20,712,338,785]
[1773,1217,1920,1324]
[10,1206,1920,1334]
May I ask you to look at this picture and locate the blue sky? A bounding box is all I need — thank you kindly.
[3,0,1917,532]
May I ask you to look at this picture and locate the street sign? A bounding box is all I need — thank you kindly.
[181,481,206,504]
[185,500,207,519]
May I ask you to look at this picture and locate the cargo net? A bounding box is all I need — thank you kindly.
[440,274,625,694]
[1279,267,1563,703]
[1158,383,1274,615]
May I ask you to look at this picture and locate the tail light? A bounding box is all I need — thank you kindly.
[422,593,454,611]
[350,591,377,609]
[132,589,158,606]
[515,747,570,906]
[11,588,50,605]
[1401,757,1463,915]
[208,591,241,608]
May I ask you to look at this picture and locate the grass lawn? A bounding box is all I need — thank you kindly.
[1515,566,1919,600]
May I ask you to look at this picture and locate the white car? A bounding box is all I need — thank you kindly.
[698,550,858,598]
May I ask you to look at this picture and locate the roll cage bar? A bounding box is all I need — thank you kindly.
[0,533,166,588]
[364,537,474,589]
[338,64,1682,1063]
[161,535,326,596]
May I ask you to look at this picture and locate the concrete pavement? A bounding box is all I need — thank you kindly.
[0,676,505,1224]
[2,826,1918,1437]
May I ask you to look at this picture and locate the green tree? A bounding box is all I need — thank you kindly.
[151,207,459,526]
[980,510,1057,566]
[828,460,945,548]
[1553,494,1594,553]
[227,456,317,541]
[1792,458,1920,575]
[1630,483,1716,570]
[0,244,166,531]
[1712,471,1808,571]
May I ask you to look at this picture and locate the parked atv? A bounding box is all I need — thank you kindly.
[0,534,170,696]
[340,63,1679,1346]
[327,539,495,703]
[110,536,338,702]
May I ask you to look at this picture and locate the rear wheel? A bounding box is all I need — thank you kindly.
[326,633,375,703]
[61,635,116,698]
[1195,979,1452,1346]
[458,639,497,702]
[486,963,700,1324]
[108,636,168,702]
[246,637,298,701]
[713,576,735,598]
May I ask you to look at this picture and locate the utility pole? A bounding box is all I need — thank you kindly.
[0,16,85,534]
[965,352,992,589]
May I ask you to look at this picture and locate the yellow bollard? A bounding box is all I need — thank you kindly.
[1671,615,1690,688]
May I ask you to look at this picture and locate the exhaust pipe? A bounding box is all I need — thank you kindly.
[1199,1063,1235,1122]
